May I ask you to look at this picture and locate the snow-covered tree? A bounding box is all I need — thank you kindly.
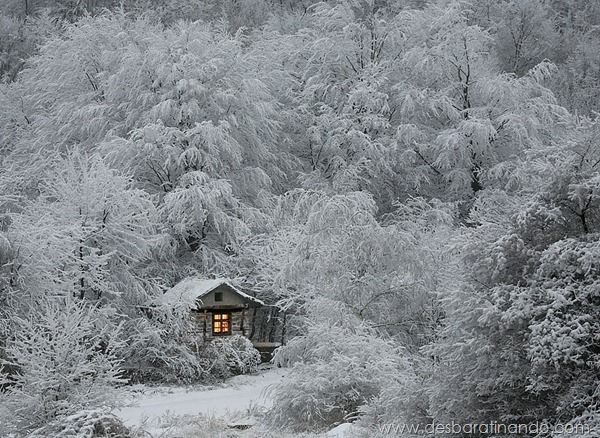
[2,12,291,276]
[514,119,600,420]
[1,0,120,19]
[427,118,600,425]
[272,0,403,208]
[0,297,125,435]
[1,150,210,382]
[6,150,161,305]
[244,189,453,349]
[389,1,569,206]
[486,0,559,76]
[551,29,600,116]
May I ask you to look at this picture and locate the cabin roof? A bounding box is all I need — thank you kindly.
[157,278,264,307]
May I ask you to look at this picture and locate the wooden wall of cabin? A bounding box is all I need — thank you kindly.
[190,309,251,341]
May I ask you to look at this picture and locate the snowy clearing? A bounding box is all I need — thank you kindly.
[115,367,359,437]
[117,366,286,428]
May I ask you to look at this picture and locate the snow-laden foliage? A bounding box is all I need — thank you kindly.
[122,322,260,383]
[1,0,121,20]
[1,12,290,275]
[0,298,125,435]
[249,191,455,431]
[118,310,207,384]
[0,14,34,82]
[122,324,260,384]
[1,150,206,384]
[245,190,454,350]
[356,355,431,431]
[0,0,598,435]
[483,0,560,76]
[0,10,60,83]
[267,300,415,432]
[26,409,131,438]
[201,335,261,379]
[553,30,600,116]
[268,0,405,208]
[6,151,162,304]
[526,236,600,410]
[261,0,574,213]
[428,119,600,425]
[552,411,600,438]
[392,3,570,202]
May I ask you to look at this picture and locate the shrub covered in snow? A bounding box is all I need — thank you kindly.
[27,409,131,438]
[201,335,261,379]
[0,298,125,435]
[119,311,208,384]
[266,311,414,432]
[552,412,600,438]
[120,314,260,383]
[355,355,431,431]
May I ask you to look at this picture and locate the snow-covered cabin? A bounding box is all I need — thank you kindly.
[159,278,264,340]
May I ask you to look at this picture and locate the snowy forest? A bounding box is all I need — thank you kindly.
[0,0,599,437]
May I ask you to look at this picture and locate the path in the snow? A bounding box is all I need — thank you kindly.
[116,367,286,428]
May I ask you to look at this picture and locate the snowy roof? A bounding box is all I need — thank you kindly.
[157,278,264,307]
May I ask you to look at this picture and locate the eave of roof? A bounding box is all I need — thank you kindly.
[157,277,265,307]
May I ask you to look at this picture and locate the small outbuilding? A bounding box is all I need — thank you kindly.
[159,278,264,341]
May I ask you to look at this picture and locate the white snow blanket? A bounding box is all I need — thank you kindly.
[116,367,286,428]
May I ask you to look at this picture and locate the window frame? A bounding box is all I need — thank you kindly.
[212,311,232,336]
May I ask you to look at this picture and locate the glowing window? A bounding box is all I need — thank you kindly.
[212,312,231,335]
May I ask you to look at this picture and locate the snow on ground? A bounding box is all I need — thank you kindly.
[116,366,286,429]
[115,367,361,437]
[325,423,360,437]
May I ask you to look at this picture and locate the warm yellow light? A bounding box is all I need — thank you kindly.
[213,313,231,334]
